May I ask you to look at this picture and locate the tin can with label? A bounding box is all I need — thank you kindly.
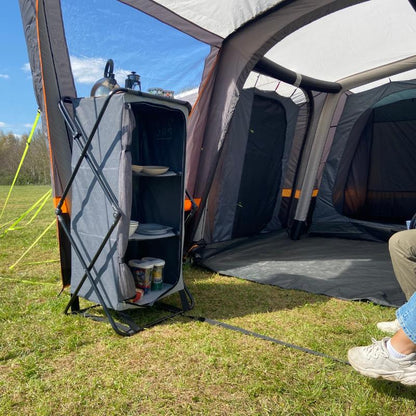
[151,259,165,290]
[142,257,165,291]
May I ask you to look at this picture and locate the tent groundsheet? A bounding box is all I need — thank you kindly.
[200,232,406,307]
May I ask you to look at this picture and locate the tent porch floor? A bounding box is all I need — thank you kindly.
[199,231,406,307]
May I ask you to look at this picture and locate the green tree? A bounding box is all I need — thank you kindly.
[0,130,51,185]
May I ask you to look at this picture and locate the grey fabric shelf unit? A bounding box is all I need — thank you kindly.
[57,89,193,335]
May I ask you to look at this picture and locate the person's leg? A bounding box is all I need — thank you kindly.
[376,230,416,333]
[396,291,416,344]
[390,329,416,355]
[389,229,416,301]
[348,293,416,385]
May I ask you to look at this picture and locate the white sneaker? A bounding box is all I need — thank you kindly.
[376,319,401,334]
[348,337,416,386]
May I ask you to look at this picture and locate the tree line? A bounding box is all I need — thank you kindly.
[0,130,51,185]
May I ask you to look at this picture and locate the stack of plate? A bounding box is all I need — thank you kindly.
[138,223,173,235]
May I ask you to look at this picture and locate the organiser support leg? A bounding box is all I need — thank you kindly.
[180,285,194,311]
[71,295,80,313]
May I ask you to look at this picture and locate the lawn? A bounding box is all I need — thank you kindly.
[1,185,415,415]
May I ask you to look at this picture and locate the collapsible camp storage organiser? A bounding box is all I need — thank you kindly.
[57,89,193,335]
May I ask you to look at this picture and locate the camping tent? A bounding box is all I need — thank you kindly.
[19,0,416,308]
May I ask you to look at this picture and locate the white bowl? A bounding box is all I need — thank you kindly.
[129,220,139,237]
[142,166,169,175]
[132,165,143,173]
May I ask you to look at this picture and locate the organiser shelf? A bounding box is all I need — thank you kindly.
[129,230,177,240]
[126,282,174,306]
[58,89,193,335]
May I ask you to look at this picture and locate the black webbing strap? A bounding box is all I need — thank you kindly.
[185,314,350,366]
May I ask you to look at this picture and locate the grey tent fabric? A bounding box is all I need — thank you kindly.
[19,0,76,199]
[19,0,77,286]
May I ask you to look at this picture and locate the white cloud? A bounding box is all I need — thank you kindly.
[175,87,199,105]
[70,55,130,85]
[0,74,10,79]
[0,121,6,127]
[22,56,131,87]
[22,63,31,73]
[22,63,33,80]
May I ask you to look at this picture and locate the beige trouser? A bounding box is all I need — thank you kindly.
[389,229,416,301]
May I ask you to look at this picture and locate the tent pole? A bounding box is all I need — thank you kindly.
[254,57,342,93]
[293,93,342,229]
[287,89,315,239]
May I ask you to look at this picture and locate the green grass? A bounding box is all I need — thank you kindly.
[1,185,416,415]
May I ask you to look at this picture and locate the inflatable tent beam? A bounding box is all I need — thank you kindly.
[254,57,342,93]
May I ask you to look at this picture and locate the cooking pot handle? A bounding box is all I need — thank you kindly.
[104,59,114,78]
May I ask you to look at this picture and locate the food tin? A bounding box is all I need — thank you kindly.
[128,259,154,294]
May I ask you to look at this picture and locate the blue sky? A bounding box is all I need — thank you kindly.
[1,2,38,136]
[1,1,209,136]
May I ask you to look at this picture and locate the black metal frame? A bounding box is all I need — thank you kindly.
[57,89,193,336]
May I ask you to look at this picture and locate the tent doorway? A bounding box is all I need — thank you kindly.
[199,88,300,244]
[232,94,288,238]
[311,81,416,242]
[336,97,416,224]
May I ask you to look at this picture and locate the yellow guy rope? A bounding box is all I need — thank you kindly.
[9,218,56,270]
[0,189,51,236]
[0,109,41,220]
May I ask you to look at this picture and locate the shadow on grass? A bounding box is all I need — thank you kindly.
[103,263,329,332]
[182,264,328,320]
[369,379,416,403]
[72,262,328,334]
